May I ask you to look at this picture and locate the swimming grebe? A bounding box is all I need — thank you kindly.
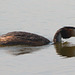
[0,26,75,46]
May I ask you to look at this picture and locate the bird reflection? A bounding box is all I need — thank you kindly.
[54,42,75,58]
[8,47,41,55]
[0,45,49,55]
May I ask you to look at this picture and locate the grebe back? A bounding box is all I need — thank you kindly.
[0,31,50,46]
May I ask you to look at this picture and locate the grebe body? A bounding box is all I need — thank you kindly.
[0,31,50,46]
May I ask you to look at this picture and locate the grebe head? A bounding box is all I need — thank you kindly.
[61,27,75,38]
[53,26,75,43]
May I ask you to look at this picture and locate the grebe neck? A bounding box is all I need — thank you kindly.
[53,32,62,43]
[53,30,62,43]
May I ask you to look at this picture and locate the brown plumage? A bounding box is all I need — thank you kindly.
[0,31,50,46]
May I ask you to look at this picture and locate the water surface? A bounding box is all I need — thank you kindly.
[0,0,75,75]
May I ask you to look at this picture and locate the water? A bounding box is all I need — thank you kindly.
[0,0,75,75]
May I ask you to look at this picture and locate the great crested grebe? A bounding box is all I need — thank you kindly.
[0,26,75,46]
